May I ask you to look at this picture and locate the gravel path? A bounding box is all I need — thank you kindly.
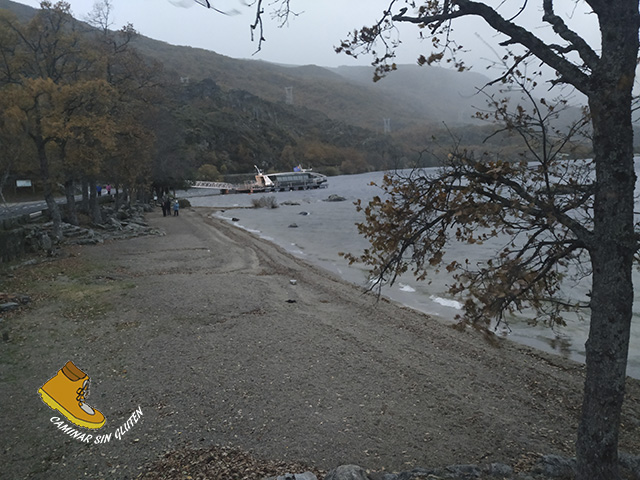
[1,207,639,479]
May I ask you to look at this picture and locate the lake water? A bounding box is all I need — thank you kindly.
[181,168,640,379]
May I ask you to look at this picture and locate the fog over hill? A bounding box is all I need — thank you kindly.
[331,65,495,128]
[125,26,587,137]
[131,36,499,132]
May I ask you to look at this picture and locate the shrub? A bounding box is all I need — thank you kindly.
[251,196,278,209]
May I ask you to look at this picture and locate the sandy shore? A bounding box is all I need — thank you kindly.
[1,207,639,479]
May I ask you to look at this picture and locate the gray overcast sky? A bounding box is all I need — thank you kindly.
[13,0,416,67]
[12,1,599,72]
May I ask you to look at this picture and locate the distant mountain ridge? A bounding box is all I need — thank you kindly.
[0,0,34,20]
[130,34,496,131]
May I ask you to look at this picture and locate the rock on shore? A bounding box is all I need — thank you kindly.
[273,454,640,480]
[23,202,163,254]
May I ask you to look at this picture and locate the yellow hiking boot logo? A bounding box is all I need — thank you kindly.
[38,361,106,430]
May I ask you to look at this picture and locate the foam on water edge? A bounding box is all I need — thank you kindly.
[430,295,464,310]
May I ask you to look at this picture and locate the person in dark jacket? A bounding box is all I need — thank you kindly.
[161,196,167,216]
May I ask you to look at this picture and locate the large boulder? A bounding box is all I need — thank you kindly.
[324,465,369,480]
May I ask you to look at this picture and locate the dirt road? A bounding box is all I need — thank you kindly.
[1,207,638,479]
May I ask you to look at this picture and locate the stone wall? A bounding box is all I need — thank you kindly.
[0,200,159,264]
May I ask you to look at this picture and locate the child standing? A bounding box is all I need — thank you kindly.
[173,200,179,216]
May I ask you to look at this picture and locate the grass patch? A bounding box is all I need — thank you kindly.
[1,254,105,295]
[60,298,113,320]
[0,253,138,323]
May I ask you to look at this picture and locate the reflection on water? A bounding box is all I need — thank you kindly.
[182,168,640,379]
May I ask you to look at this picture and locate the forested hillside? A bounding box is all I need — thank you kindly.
[0,0,593,212]
[130,36,496,132]
[150,77,407,185]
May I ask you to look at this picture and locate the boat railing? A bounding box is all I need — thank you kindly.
[191,171,327,194]
[192,181,235,190]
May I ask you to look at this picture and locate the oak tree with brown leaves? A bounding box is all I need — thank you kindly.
[0,1,159,231]
[337,4,639,479]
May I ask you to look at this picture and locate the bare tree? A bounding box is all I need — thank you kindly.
[85,0,114,35]
[194,0,297,52]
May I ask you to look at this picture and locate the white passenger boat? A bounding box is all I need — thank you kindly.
[261,167,328,191]
[192,165,328,194]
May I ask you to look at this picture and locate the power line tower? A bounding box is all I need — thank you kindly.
[383,118,391,134]
[285,86,294,105]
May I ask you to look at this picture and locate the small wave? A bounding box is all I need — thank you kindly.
[219,215,262,235]
[398,283,416,293]
[241,225,262,235]
[289,243,307,256]
[430,295,463,310]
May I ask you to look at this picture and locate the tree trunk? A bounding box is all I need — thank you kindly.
[579,124,634,478]
[36,140,63,240]
[0,166,10,208]
[88,179,102,224]
[577,6,638,477]
[114,183,121,210]
[81,178,89,213]
[64,178,79,226]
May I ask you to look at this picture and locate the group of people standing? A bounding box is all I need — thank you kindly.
[161,196,179,217]
[96,184,111,196]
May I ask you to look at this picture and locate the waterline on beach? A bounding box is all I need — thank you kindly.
[181,171,640,379]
